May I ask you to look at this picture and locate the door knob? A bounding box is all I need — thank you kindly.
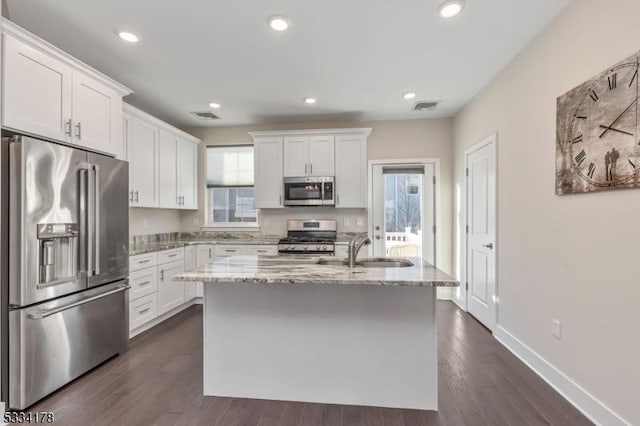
[375,226,381,231]
[483,243,494,250]
[375,235,381,240]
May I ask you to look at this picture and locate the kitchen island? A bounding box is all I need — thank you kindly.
[173,255,458,410]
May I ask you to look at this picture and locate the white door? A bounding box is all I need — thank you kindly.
[177,139,198,209]
[254,137,284,208]
[335,135,366,208]
[157,261,185,315]
[3,34,72,143]
[371,163,436,265]
[158,130,178,208]
[466,139,496,330]
[308,135,335,176]
[283,136,309,177]
[129,118,159,207]
[72,72,122,157]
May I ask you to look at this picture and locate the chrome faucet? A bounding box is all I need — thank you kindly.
[347,236,371,267]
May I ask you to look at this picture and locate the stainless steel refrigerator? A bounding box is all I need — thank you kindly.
[1,134,130,410]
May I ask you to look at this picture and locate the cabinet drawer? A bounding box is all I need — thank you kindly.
[129,293,157,331]
[130,252,157,272]
[246,245,278,256]
[129,267,158,301]
[215,245,246,256]
[157,247,184,264]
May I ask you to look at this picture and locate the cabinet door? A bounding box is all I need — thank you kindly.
[283,136,309,177]
[158,130,178,208]
[128,118,159,207]
[157,261,185,315]
[196,245,214,267]
[184,282,196,301]
[335,135,367,208]
[195,282,203,298]
[177,138,198,210]
[184,246,196,271]
[254,137,284,208]
[122,113,132,161]
[308,135,335,176]
[72,71,123,157]
[3,34,72,143]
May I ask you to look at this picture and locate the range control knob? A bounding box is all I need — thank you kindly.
[322,245,327,250]
[316,245,321,250]
[289,245,296,251]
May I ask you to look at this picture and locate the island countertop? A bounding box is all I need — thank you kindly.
[172,255,458,287]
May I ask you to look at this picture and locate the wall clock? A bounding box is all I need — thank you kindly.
[556,51,639,195]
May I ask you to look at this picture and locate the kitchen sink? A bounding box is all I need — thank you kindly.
[315,257,414,268]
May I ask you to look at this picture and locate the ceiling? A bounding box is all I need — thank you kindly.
[5,0,570,128]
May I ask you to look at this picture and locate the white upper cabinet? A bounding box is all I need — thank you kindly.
[177,139,198,210]
[158,130,179,209]
[308,135,335,176]
[251,129,370,210]
[335,134,367,208]
[3,34,72,143]
[253,137,284,208]
[71,72,123,157]
[283,136,308,177]
[128,117,159,207]
[1,22,131,157]
[283,135,334,177]
[125,103,200,210]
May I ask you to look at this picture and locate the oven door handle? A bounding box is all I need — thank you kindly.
[27,283,129,320]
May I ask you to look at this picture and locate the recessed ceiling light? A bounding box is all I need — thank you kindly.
[209,102,221,109]
[117,31,140,43]
[304,97,317,105]
[268,15,291,32]
[438,0,465,18]
[403,92,417,100]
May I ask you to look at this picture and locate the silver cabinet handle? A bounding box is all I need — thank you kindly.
[65,119,72,137]
[160,269,164,280]
[310,163,313,175]
[483,243,494,250]
[279,195,282,206]
[225,249,236,253]
[129,191,134,202]
[168,254,177,258]
[75,122,82,139]
[138,307,151,314]
[208,248,212,258]
[135,190,139,202]
[138,280,151,286]
[336,195,340,205]
[138,259,151,264]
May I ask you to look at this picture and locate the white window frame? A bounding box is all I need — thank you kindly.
[203,145,260,229]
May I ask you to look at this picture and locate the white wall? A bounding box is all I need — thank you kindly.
[453,0,639,424]
[129,208,182,236]
[181,118,454,273]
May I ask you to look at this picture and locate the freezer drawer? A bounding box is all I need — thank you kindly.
[8,281,129,410]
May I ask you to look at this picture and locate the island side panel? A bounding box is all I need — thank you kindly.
[202,282,437,410]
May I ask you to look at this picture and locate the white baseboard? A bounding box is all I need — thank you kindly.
[494,326,629,426]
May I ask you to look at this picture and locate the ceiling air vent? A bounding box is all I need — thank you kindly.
[413,101,438,111]
[191,111,220,120]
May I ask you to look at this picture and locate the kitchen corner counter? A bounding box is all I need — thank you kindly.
[129,238,281,256]
[172,255,458,287]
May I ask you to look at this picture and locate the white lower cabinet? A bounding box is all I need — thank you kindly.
[157,259,185,315]
[129,294,157,330]
[129,267,158,301]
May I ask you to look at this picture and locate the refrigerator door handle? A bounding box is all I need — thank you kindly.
[27,283,129,320]
[79,162,92,277]
[93,164,100,276]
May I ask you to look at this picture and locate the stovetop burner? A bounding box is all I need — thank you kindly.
[278,219,337,254]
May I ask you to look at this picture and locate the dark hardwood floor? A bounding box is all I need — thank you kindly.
[28,302,593,425]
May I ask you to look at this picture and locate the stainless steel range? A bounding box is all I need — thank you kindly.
[278,220,336,255]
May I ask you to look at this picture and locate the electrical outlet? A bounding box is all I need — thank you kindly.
[142,218,149,230]
[356,217,364,226]
[343,217,350,226]
[552,319,562,339]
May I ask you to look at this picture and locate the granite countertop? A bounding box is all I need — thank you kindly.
[129,238,281,256]
[172,255,459,288]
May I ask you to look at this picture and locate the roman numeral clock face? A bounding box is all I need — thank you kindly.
[569,61,640,186]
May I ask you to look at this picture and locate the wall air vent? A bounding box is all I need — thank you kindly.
[413,101,438,111]
[191,111,220,120]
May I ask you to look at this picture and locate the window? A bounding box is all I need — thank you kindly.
[206,146,257,226]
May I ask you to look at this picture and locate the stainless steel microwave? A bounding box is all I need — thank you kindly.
[283,176,335,206]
